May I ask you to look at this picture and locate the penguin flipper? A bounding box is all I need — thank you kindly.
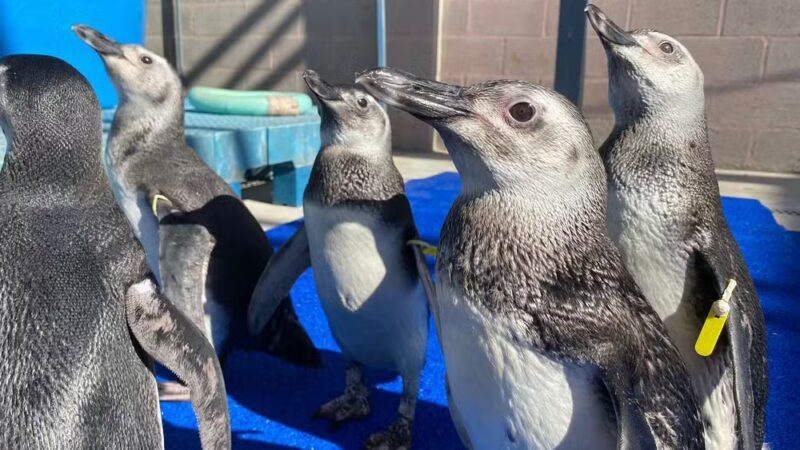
[694,246,762,450]
[248,224,311,335]
[126,277,231,450]
[158,212,216,341]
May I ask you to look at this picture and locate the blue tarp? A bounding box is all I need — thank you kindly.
[162,172,800,449]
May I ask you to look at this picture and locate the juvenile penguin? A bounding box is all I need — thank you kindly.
[0,55,229,449]
[358,67,705,449]
[72,25,320,371]
[248,70,430,449]
[585,5,768,449]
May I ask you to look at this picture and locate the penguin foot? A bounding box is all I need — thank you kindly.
[365,416,413,450]
[158,381,191,402]
[312,384,370,430]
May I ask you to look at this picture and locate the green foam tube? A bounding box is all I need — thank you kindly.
[188,86,315,116]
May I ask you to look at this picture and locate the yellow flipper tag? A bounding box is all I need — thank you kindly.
[151,194,173,215]
[695,279,737,357]
[407,239,438,257]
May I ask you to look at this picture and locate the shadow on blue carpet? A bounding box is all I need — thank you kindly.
[161,172,799,449]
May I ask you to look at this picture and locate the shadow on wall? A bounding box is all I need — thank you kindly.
[182,0,378,91]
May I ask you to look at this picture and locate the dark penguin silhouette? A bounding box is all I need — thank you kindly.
[586,5,767,449]
[72,25,321,378]
[0,55,229,449]
[359,67,704,449]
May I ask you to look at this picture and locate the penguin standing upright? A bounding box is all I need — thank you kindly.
[358,67,705,449]
[585,5,767,449]
[0,55,229,449]
[72,25,320,372]
[248,70,430,449]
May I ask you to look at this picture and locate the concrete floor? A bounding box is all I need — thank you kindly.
[247,154,800,232]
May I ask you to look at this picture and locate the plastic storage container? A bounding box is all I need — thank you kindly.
[0,0,146,108]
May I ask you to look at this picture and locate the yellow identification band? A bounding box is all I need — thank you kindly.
[695,279,737,357]
[151,194,173,215]
[407,239,438,257]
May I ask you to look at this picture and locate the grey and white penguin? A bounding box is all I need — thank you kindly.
[358,67,705,449]
[248,70,430,449]
[72,25,321,372]
[585,5,768,449]
[0,55,229,449]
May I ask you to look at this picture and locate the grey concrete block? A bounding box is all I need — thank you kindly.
[388,36,438,77]
[187,2,249,37]
[503,37,557,80]
[724,0,800,36]
[242,0,304,38]
[682,37,765,84]
[581,78,612,118]
[302,0,375,38]
[707,82,800,128]
[765,38,800,82]
[442,0,469,35]
[630,0,721,36]
[442,37,504,76]
[387,0,438,37]
[751,129,800,173]
[583,34,610,80]
[470,0,546,37]
[709,127,752,169]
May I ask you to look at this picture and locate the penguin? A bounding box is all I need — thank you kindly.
[0,55,229,449]
[585,5,768,449]
[357,67,705,449]
[72,25,321,373]
[248,70,430,449]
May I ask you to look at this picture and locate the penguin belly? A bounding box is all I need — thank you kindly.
[608,190,737,449]
[304,203,428,373]
[437,282,617,450]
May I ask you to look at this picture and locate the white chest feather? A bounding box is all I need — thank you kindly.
[608,188,737,449]
[105,153,161,281]
[303,202,428,371]
[436,282,616,450]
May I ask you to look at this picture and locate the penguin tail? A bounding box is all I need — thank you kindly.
[248,297,322,368]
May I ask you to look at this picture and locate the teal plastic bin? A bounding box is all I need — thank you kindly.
[0,0,146,108]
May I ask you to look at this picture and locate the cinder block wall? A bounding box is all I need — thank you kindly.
[145,0,439,153]
[439,0,800,173]
[146,0,800,172]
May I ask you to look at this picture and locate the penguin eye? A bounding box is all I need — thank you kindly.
[509,102,535,123]
[357,98,368,108]
[140,55,153,65]
[659,42,674,54]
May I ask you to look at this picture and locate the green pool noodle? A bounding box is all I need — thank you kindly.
[188,86,315,116]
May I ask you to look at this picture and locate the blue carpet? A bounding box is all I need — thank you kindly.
[161,172,800,449]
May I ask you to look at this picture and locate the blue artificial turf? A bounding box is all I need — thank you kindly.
[161,172,800,449]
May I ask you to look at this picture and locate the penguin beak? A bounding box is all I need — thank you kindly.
[585,4,637,47]
[303,69,343,102]
[72,24,124,58]
[356,67,470,120]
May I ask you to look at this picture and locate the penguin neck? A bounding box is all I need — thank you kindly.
[108,95,185,167]
[605,105,716,193]
[0,125,105,197]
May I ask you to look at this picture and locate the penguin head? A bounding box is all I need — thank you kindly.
[357,67,598,194]
[303,69,390,151]
[73,25,182,108]
[585,4,704,123]
[0,55,102,189]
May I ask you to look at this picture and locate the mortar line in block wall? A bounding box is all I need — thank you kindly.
[758,37,769,81]
[717,0,728,36]
[541,0,550,38]
[626,0,634,29]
